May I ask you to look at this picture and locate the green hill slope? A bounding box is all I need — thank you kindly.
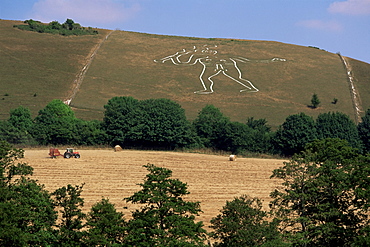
[1,19,369,128]
[0,20,109,118]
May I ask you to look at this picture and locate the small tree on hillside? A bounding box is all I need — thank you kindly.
[310,93,320,108]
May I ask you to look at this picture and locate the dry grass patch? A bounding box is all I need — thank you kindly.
[23,149,285,229]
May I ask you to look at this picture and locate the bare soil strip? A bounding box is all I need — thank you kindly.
[23,149,285,229]
[338,54,363,123]
[64,30,115,105]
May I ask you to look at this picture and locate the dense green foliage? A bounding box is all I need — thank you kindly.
[270,138,370,246]
[358,109,370,153]
[31,99,106,145]
[0,106,34,144]
[32,99,78,145]
[103,96,142,146]
[52,184,86,246]
[193,105,230,148]
[316,111,362,150]
[1,97,370,158]
[139,98,198,149]
[273,113,317,156]
[103,97,199,149]
[14,19,98,36]
[124,164,207,246]
[192,105,271,153]
[85,198,126,246]
[0,141,57,246]
[210,195,286,247]
[217,121,255,154]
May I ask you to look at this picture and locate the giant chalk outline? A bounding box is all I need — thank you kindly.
[154,45,286,94]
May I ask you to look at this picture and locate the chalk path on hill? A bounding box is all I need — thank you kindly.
[64,30,115,105]
[338,54,363,123]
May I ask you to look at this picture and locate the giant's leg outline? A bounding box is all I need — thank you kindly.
[224,58,259,92]
[194,58,214,94]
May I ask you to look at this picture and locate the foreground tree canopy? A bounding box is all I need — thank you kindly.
[1,138,370,246]
[210,195,286,247]
[124,164,207,246]
[0,141,57,246]
[270,138,370,246]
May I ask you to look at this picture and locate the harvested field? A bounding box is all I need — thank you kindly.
[23,149,286,229]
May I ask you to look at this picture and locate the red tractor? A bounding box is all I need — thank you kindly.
[49,148,80,159]
[64,148,80,159]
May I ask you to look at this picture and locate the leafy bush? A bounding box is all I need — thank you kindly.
[14,19,98,36]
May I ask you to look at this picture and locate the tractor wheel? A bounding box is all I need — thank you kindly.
[64,153,71,159]
[75,154,80,159]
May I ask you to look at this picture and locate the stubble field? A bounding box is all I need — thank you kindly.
[23,149,286,229]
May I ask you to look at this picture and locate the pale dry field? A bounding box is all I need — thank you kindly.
[23,149,286,229]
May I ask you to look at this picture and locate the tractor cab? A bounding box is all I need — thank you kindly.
[63,148,80,159]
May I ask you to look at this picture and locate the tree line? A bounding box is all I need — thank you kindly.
[1,96,370,156]
[1,138,370,246]
[14,19,98,36]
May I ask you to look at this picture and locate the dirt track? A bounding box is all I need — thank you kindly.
[23,149,285,229]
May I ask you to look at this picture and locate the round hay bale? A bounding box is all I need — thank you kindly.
[229,155,237,161]
[114,145,123,152]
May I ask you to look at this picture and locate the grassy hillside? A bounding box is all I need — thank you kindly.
[73,30,355,127]
[0,20,109,119]
[1,19,369,128]
[349,58,370,113]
